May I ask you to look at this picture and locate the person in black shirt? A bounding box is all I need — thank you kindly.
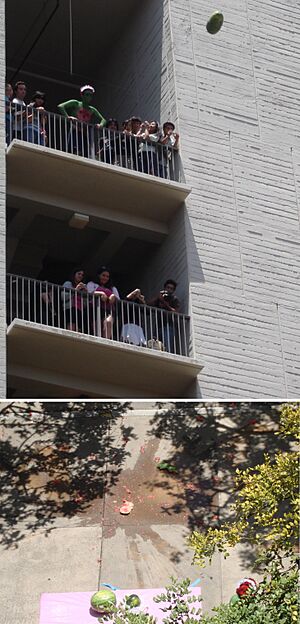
[148,279,180,352]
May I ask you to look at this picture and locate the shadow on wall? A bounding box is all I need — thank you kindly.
[146,401,290,568]
[99,0,165,125]
[0,401,134,548]
[185,214,205,287]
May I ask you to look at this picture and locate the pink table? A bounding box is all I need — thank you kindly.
[40,587,201,623]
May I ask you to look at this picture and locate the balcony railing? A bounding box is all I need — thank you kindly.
[7,274,191,358]
[6,104,182,182]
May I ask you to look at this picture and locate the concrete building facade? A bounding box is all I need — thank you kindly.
[3,0,300,398]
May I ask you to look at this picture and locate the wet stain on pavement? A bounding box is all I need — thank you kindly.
[104,436,218,534]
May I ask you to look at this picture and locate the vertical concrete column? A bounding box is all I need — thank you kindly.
[0,0,6,397]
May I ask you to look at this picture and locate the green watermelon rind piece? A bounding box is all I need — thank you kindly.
[157,462,169,470]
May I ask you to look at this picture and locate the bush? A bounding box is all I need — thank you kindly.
[190,403,300,567]
[200,561,299,624]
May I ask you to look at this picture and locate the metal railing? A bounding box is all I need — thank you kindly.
[7,274,190,357]
[6,104,182,182]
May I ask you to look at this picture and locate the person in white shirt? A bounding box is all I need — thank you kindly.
[159,121,180,180]
[87,266,120,339]
[137,120,160,176]
[12,81,27,138]
[121,288,147,346]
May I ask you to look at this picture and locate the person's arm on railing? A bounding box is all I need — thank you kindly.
[61,280,73,307]
[91,107,106,129]
[75,282,87,292]
[94,288,109,303]
[57,99,78,121]
[13,102,27,120]
[126,288,145,303]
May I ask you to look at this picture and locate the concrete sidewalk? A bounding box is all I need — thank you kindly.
[0,401,279,623]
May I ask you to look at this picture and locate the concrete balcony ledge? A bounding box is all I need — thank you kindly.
[6,140,191,231]
[7,319,203,398]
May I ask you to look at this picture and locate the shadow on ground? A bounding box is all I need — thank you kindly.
[0,401,133,548]
[145,402,291,569]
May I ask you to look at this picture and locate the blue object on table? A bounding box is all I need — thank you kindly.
[190,578,201,587]
[101,582,120,591]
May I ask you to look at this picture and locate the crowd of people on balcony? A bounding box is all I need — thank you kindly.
[59,266,180,351]
[5,81,180,179]
[30,265,181,353]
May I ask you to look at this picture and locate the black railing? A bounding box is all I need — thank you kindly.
[6,104,182,182]
[7,274,190,357]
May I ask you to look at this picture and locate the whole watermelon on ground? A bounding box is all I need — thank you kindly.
[126,593,142,608]
[90,589,117,613]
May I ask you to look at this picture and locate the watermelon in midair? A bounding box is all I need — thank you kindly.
[206,11,224,34]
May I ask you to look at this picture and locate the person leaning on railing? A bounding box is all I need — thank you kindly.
[40,281,58,326]
[137,120,160,176]
[97,117,121,165]
[12,80,27,140]
[121,288,147,347]
[127,116,142,170]
[5,82,13,144]
[120,118,133,168]
[62,268,88,332]
[58,85,106,158]
[87,266,120,340]
[26,91,48,146]
[148,279,180,353]
[159,121,180,180]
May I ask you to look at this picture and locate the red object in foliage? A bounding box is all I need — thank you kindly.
[248,419,258,426]
[236,578,257,598]
[196,416,205,422]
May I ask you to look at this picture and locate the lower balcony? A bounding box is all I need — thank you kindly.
[6,274,202,398]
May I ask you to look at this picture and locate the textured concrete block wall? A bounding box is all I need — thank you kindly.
[169,0,300,397]
[95,0,300,398]
[0,0,6,398]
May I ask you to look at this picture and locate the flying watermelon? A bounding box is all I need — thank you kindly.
[206,11,224,34]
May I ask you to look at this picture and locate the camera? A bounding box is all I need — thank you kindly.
[160,290,171,301]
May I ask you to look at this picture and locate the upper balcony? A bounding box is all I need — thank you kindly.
[6,274,202,398]
[6,106,191,234]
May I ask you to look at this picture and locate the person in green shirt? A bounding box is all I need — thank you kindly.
[58,84,106,157]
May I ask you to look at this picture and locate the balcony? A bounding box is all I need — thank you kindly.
[6,106,191,233]
[6,274,202,398]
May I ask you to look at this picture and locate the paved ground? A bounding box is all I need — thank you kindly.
[0,401,282,624]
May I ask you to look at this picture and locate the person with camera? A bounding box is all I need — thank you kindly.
[137,120,160,176]
[148,279,180,353]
